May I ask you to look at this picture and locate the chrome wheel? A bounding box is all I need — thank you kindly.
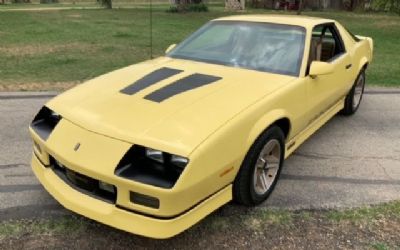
[353,73,364,109]
[253,139,281,195]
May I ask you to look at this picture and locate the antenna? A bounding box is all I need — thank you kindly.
[149,0,153,59]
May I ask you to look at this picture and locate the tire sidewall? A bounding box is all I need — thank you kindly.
[350,70,366,113]
[248,127,285,204]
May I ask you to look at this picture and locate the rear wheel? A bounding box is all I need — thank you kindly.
[233,126,285,206]
[342,69,365,116]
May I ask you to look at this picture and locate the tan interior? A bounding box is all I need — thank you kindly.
[321,40,335,61]
[310,36,336,63]
[310,37,322,62]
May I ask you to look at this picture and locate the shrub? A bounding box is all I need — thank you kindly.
[166,5,180,13]
[166,3,208,13]
[372,0,400,14]
[187,3,208,12]
[12,0,31,3]
[40,0,58,3]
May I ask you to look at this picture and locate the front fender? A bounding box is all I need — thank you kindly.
[246,109,291,149]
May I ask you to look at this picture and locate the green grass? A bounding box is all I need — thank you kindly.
[212,201,400,233]
[370,242,390,250]
[0,2,102,10]
[0,216,87,239]
[326,200,400,222]
[0,5,399,90]
[0,201,399,248]
[0,7,228,90]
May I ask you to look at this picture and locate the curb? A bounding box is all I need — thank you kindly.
[0,87,399,100]
[0,92,58,100]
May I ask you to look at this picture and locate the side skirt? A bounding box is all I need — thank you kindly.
[284,97,345,159]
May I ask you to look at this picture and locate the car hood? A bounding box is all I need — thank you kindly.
[47,57,294,156]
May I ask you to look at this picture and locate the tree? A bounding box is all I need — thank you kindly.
[349,0,363,10]
[225,0,245,10]
[297,0,303,14]
[330,0,344,9]
[98,0,112,9]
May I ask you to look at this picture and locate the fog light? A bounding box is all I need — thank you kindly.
[99,181,114,193]
[130,192,160,209]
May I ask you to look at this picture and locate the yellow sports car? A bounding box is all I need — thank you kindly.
[29,15,373,238]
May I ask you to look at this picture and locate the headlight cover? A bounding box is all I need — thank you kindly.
[31,106,62,141]
[145,148,164,163]
[115,146,189,189]
[170,155,189,170]
[145,148,189,169]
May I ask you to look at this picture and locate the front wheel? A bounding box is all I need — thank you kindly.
[342,69,366,116]
[233,126,285,206]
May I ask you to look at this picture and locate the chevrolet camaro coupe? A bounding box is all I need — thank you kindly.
[29,15,373,238]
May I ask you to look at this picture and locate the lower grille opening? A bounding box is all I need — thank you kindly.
[49,156,117,204]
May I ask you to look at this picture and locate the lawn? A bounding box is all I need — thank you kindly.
[0,5,399,91]
[1,201,399,249]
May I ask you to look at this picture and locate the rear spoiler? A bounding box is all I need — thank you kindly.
[356,35,374,61]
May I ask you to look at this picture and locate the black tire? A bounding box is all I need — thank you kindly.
[233,126,285,206]
[342,69,366,116]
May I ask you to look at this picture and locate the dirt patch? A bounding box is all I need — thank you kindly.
[361,13,400,28]
[374,20,400,28]
[0,81,79,92]
[0,7,100,12]
[0,43,97,57]
[67,14,82,18]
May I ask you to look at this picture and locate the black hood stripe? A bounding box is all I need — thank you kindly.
[144,73,222,102]
[120,67,183,95]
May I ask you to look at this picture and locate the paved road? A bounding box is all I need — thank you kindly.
[1,89,400,220]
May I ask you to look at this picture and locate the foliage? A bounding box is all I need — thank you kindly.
[371,0,400,13]
[187,3,208,12]
[167,0,208,13]
[167,3,208,12]
[97,0,112,9]
[40,0,59,3]
[11,0,31,3]
[166,5,180,12]
[250,0,384,12]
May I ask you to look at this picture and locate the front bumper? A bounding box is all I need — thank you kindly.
[31,153,232,239]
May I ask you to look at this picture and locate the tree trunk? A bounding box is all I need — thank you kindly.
[350,0,360,11]
[101,0,112,9]
[331,0,343,10]
[106,0,112,9]
[297,0,303,14]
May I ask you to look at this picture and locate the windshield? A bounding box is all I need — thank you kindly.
[168,21,306,76]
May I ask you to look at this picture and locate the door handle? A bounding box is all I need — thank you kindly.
[345,64,352,69]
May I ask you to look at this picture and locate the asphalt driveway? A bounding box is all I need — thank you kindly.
[1,88,400,220]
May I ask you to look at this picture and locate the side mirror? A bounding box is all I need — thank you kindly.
[309,61,334,78]
[165,44,176,54]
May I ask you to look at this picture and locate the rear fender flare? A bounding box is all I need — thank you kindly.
[358,56,369,72]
